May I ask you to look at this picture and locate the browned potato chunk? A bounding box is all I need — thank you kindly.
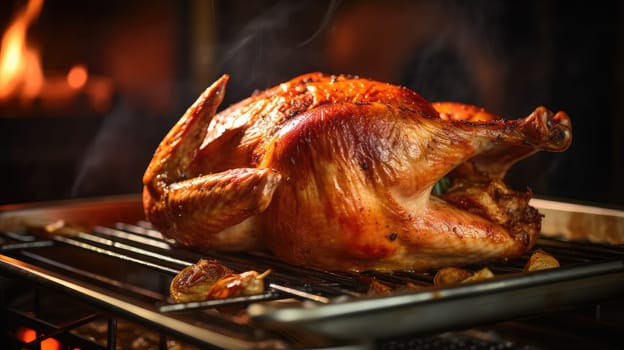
[367,279,394,296]
[433,267,474,286]
[461,267,495,283]
[524,249,560,272]
[434,267,495,286]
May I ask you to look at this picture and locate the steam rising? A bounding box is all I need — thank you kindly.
[213,0,337,103]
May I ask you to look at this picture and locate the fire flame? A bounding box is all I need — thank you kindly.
[0,0,45,101]
[0,0,114,113]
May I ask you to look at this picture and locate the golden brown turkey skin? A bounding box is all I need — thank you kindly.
[143,72,572,271]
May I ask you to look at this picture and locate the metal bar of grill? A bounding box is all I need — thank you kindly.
[0,196,623,349]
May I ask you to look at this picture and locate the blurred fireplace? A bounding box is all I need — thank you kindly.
[0,0,187,205]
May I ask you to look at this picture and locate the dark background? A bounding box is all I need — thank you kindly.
[1,0,623,208]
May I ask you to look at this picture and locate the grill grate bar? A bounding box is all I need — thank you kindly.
[20,250,165,301]
[0,230,37,242]
[94,225,173,250]
[114,222,174,242]
[159,291,281,313]
[71,230,192,269]
[1,240,54,251]
[268,283,331,304]
[52,235,180,275]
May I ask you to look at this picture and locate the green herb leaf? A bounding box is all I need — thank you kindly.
[432,176,451,196]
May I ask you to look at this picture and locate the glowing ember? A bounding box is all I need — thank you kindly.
[67,64,88,90]
[16,327,61,350]
[0,0,45,101]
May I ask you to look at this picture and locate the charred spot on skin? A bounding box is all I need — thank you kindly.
[174,203,185,218]
[281,94,313,120]
[426,139,437,151]
[360,162,369,170]
[549,127,566,145]
[397,105,415,113]
[387,232,398,241]
[251,153,262,165]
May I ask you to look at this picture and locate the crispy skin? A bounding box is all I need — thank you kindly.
[143,73,572,271]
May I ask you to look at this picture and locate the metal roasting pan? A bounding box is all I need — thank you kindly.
[249,197,624,339]
[248,260,624,340]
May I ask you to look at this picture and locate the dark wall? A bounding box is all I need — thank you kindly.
[1,0,623,207]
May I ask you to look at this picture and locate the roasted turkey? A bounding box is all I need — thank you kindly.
[143,73,572,271]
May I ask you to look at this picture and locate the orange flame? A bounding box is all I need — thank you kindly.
[0,0,45,101]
